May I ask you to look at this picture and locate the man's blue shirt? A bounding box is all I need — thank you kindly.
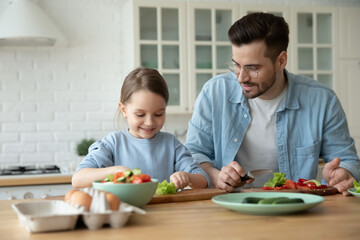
[185,70,360,184]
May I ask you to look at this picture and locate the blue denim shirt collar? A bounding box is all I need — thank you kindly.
[228,69,300,112]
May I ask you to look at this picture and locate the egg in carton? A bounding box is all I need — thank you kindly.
[70,188,146,230]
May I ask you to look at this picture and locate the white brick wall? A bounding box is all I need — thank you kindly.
[0,0,359,172]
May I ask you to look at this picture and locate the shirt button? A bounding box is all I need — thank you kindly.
[244,114,248,118]
[234,138,238,142]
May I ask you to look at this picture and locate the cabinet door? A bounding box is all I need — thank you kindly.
[339,7,360,59]
[188,2,238,111]
[339,60,360,152]
[291,6,337,90]
[134,0,187,113]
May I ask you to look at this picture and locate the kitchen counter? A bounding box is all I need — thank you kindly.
[0,174,72,187]
[1,193,359,240]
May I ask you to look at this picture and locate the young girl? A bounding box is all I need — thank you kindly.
[72,67,209,189]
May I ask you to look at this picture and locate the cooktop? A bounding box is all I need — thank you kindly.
[0,165,61,176]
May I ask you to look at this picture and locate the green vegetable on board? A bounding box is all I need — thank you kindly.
[353,179,360,193]
[156,180,177,195]
[264,172,287,187]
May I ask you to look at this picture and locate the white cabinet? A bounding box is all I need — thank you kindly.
[338,7,360,152]
[122,0,188,113]
[290,6,337,90]
[123,1,356,117]
[187,2,237,111]
[339,8,360,59]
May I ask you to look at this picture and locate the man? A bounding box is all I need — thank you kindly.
[185,12,359,195]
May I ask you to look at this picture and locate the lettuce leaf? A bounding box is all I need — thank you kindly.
[264,172,287,187]
[354,179,360,193]
[156,180,177,195]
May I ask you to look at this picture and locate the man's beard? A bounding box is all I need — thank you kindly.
[242,71,277,99]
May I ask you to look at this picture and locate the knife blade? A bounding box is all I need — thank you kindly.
[240,169,273,181]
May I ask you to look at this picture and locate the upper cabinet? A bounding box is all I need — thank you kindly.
[123,1,350,113]
[187,2,237,111]
[339,7,360,59]
[122,0,188,113]
[290,6,337,90]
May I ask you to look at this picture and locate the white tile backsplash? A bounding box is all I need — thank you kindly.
[0,0,359,169]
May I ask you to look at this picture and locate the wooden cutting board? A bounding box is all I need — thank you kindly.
[149,188,229,204]
[240,187,339,196]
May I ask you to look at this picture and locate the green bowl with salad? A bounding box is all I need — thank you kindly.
[92,169,159,208]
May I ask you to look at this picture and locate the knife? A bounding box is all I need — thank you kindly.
[240,169,273,181]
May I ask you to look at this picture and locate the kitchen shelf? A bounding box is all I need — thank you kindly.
[0,174,72,187]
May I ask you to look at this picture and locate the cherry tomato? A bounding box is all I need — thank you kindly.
[305,181,317,189]
[137,173,151,182]
[131,176,143,184]
[112,172,124,183]
[284,179,297,189]
[297,178,308,184]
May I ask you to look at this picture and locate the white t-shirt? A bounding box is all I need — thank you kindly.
[235,86,288,187]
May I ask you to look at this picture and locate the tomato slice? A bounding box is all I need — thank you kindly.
[131,176,143,184]
[305,181,317,189]
[114,171,124,179]
[262,186,275,190]
[297,178,308,184]
[137,173,151,182]
[284,179,297,189]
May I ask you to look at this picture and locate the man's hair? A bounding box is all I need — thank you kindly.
[228,12,289,60]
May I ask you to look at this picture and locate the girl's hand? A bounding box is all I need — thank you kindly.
[170,172,190,189]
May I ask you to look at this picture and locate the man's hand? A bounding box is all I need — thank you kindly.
[322,158,354,195]
[216,161,254,192]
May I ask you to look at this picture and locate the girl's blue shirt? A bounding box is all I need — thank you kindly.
[76,129,210,184]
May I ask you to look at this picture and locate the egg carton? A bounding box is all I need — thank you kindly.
[79,188,146,230]
[12,188,146,233]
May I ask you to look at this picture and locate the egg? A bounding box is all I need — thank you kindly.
[70,191,92,211]
[105,192,121,211]
[64,189,79,203]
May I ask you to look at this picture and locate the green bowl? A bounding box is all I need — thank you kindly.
[92,179,159,208]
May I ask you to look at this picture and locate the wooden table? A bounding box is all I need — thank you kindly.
[1,194,359,240]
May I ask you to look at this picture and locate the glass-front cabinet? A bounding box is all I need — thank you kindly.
[124,1,340,113]
[188,3,237,111]
[131,0,187,113]
[291,7,337,89]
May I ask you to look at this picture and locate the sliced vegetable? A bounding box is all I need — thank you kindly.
[137,173,151,182]
[156,180,177,195]
[116,176,126,183]
[258,197,288,205]
[241,197,263,204]
[272,198,304,204]
[123,170,133,177]
[243,197,305,205]
[131,176,143,184]
[284,179,297,189]
[133,168,142,175]
[100,169,151,184]
[304,179,321,187]
[104,174,114,182]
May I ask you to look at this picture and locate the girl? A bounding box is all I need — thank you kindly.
[72,67,209,189]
